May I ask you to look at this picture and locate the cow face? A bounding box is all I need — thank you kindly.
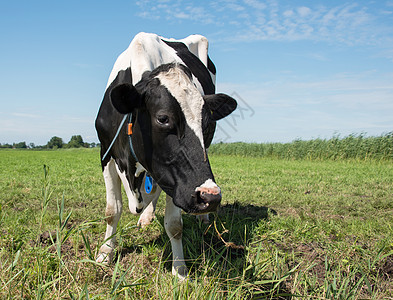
[110,63,236,214]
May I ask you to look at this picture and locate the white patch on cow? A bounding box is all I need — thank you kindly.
[134,162,146,177]
[195,179,221,195]
[196,179,220,191]
[155,67,205,150]
[105,46,132,90]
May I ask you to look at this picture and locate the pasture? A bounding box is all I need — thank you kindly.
[0,146,392,299]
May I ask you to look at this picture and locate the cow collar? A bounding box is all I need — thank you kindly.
[126,113,138,162]
[101,113,154,194]
[101,113,138,162]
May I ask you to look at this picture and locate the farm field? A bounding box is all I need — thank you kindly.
[0,147,392,299]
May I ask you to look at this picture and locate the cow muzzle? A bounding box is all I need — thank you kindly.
[192,179,221,214]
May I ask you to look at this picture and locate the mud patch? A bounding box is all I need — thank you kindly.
[38,231,57,244]
[120,249,162,277]
[295,243,326,280]
[380,255,393,279]
[218,201,276,219]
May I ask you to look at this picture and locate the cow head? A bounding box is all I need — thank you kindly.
[110,63,237,214]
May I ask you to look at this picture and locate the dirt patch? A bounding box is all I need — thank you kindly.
[120,250,160,276]
[380,255,393,279]
[218,201,276,219]
[36,230,74,255]
[295,243,326,280]
[274,241,327,282]
[38,230,57,244]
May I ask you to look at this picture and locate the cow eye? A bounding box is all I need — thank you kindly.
[157,115,170,125]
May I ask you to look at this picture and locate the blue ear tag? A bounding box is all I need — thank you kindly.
[145,174,153,194]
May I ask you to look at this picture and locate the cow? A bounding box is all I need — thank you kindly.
[95,32,237,279]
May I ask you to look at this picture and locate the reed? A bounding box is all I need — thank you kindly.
[209,132,393,160]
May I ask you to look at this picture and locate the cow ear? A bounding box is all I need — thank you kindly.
[203,93,237,121]
[110,83,142,114]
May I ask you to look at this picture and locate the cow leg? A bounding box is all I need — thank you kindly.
[164,195,188,279]
[96,159,123,264]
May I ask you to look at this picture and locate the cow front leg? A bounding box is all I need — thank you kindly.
[164,195,188,279]
[97,159,123,264]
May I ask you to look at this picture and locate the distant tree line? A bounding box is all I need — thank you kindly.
[0,135,99,149]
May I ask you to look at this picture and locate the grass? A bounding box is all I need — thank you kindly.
[0,146,392,298]
[209,132,393,160]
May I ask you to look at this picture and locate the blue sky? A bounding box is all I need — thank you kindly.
[1,0,392,145]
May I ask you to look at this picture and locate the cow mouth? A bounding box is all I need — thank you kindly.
[191,190,221,214]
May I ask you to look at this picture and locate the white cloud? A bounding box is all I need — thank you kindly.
[12,113,40,118]
[174,12,189,19]
[135,1,393,48]
[135,0,216,24]
[243,0,266,10]
[297,6,311,17]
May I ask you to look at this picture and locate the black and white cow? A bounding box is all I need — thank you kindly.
[95,32,237,279]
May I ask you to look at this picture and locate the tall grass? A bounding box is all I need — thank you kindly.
[209,132,393,160]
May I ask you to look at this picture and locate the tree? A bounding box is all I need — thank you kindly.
[14,142,27,149]
[0,143,12,149]
[67,135,85,148]
[47,136,64,149]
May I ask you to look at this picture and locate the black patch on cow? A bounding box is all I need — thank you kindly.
[162,40,215,95]
[207,56,216,75]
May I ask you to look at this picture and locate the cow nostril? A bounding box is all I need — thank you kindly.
[194,191,204,203]
[193,189,221,213]
[199,190,221,204]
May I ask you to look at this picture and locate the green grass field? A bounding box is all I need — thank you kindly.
[1,147,392,299]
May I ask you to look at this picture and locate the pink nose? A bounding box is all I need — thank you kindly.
[196,185,221,196]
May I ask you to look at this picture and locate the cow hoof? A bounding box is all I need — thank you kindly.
[137,215,155,228]
[172,265,189,281]
[96,252,113,264]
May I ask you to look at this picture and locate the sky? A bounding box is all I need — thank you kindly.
[0,0,392,145]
